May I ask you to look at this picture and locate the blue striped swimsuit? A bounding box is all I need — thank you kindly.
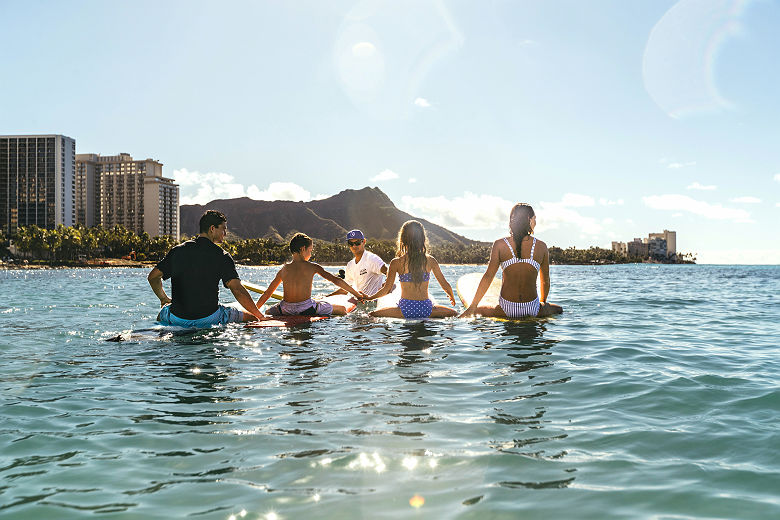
[397,272,433,318]
[499,237,541,318]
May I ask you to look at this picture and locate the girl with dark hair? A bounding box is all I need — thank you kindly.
[366,220,457,318]
[460,203,563,318]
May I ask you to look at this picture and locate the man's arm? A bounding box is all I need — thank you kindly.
[147,267,171,307]
[226,278,265,320]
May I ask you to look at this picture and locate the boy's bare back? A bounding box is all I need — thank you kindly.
[278,259,321,303]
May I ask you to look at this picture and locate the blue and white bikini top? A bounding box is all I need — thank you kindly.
[501,237,540,272]
[398,271,430,283]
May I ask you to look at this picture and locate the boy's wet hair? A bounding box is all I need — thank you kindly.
[289,233,313,254]
[199,210,226,233]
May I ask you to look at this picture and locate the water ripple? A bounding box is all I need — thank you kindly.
[1,265,779,518]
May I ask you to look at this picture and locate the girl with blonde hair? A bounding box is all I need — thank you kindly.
[367,220,457,318]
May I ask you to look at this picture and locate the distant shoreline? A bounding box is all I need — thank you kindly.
[1,259,695,270]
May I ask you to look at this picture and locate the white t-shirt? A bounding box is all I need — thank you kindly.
[345,250,386,295]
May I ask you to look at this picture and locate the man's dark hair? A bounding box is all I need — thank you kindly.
[289,233,312,254]
[199,210,227,233]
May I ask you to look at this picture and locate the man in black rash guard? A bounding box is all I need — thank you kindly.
[147,210,264,327]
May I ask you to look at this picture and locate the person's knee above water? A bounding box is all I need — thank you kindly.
[328,229,388,298]
[365,220,458,319]
[147,210,265,327]
[460,203,563,319]
[258,233,365,317]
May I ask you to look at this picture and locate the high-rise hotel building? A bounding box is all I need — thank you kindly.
[75,153,179,238]
[0,134,76,235]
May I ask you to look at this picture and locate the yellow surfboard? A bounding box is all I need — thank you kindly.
[241,280,283,300]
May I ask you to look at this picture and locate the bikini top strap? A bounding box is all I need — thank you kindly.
[529,237,536,259]
[503,237,516,259]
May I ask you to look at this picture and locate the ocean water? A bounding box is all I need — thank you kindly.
[1,264,778,519]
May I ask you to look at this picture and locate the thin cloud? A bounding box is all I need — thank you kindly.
[408,177,418,183]
[537,200,603,235]
[371,169,399,182]
[774,173,780,182]
[247,182,312,202]
[668,161,696,169]
[687,182,717,191]
[401,192,513,230]
[730,196,761,204]
[173,168,316,205]
[599,198,624,206]
[643,194,751,222]
[174,168,248,205]
[414,97,431,108]
[352,41,376,57]
[401,191,607,237]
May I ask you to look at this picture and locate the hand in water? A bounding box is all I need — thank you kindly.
[459,307,475,318]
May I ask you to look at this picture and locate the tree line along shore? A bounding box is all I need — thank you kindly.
[0,224,695,268]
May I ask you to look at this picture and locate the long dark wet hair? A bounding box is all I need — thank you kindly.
[397,220,428,285]
[510,203,535,256]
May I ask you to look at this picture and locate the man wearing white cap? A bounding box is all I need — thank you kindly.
[330,229,388,297]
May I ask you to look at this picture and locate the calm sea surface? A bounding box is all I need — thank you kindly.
[1,264,778,519]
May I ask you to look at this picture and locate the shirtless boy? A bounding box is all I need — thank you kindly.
[256,233,365,316]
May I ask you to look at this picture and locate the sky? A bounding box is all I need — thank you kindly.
[2,0,779,264]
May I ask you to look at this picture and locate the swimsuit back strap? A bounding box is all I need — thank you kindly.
[503,237,516,259]
[529,237,536,259]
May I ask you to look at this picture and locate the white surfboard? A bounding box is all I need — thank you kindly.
[457,272,501,308]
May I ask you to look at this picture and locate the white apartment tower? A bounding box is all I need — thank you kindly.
[0,134,76,235]
[75,153,179,238]
[648,230,676,257]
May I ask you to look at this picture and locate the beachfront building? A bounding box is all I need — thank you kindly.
[0,134,76,235]
[612,241,627,255]
[647,237,667,258]
[626,238,649,258]
[612,230,677,259]
[75,156,100,227]
[75,153,179,238]
[649,230,676,257]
